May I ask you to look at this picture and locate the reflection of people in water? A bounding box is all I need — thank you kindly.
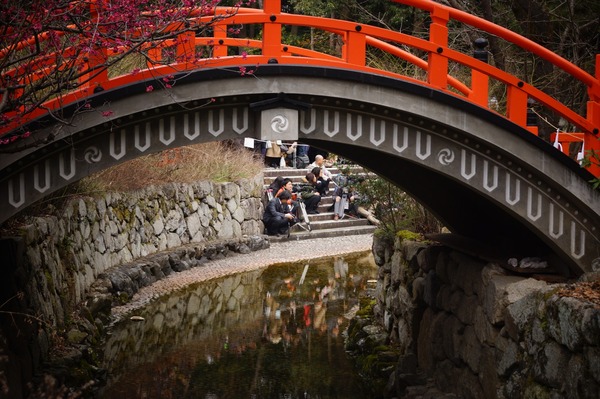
[183,253,379,392]
[334,256,348,279]
[263,291,284,344]
[326,298,346,338]
[313,300,327,332]
[303,304,312,327]
[258,255,376,347]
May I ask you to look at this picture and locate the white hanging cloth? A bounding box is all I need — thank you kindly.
[577,142,585,163]
[243,138,255,148]
[553,128,562,151]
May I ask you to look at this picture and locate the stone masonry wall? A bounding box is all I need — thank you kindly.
[102,267,266,389]
[372,235,600,399]
[9,173,264,327]
[0,174,265,398]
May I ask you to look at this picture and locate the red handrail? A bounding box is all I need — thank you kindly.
[394,0,600,100]
[1,0,598,176]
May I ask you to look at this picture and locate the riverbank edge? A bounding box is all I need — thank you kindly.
[108,234,375,320]
[36,234,376,397]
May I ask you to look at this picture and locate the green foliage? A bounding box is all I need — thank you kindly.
[579,149,600,189]
[356,298,376,317]
[340,167,442,240]
[290,0,409,28]
[289,0,338,17]
[286,0,412,58]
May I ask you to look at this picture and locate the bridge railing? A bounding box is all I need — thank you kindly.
[1,0,599,176]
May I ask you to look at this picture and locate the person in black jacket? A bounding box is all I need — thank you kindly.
[310,167,331,197]
[299,172,322,214]
[262,190,296,236]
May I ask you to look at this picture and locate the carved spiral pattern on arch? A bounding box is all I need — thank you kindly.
[271,115,289,134]
[437,148,455,166]
[84,146,102,163]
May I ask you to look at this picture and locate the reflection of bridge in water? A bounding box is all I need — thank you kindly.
[1,0,599,275]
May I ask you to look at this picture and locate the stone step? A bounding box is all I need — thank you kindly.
[298,214,372,230]
[302,210,338,221]
[264,176,372,192]
[263,165,369,184]
[268,224,377,242]
[264,174,370,187]
[262,164,364,176]
[263,192,337,209]
[262,166,377,242]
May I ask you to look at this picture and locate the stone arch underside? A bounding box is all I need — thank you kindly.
[1,66,599,275]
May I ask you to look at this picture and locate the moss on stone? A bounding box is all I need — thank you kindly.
[356,298,376,317]
[523,381,551,399]
[117,292,130,305]
[396,229,423,242]
[43,270,55,291]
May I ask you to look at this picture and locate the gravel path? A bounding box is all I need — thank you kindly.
[111,234,374,319]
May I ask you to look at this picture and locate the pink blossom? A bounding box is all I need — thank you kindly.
[22,131,31,138]
[1,0,261,128]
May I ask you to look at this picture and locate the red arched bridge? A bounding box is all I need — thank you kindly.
[1,0,599,276]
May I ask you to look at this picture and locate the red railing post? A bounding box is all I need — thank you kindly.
[82,47,109,92]
[587,54,600,176]
[586,99,600,176]
[213,9,229,58]
[470,71,489,108]
[262,0,282,58]
[506,85,527,127]
[346,30,366,66]
[147,46,163,67]
[427,5,449,90]
[76,0,108,94]
[81,0,108,91]
[177,31,196,63]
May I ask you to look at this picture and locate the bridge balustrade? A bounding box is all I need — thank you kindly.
[1,0,598,175]
[1,0,600,276]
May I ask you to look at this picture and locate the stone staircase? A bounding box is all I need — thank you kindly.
[262,165,377,241]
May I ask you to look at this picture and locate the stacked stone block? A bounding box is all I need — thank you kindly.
[373,236,600,398]
[12,173,264,327]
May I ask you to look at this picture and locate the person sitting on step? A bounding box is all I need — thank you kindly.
[333,184,359,220]
[266,176,285,202]
[308,154,333,180]
[276,178,301,220]
[297,172,322,214]
[262,190,297,236]
[311,167,331,197]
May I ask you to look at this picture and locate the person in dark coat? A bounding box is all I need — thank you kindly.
[299,172,322,214]
[262,190,296,236]
[310,167,331,197]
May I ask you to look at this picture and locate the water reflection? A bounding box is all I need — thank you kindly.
[100,252,377,399]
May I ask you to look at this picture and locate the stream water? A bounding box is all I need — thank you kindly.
[99,251,378,399]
